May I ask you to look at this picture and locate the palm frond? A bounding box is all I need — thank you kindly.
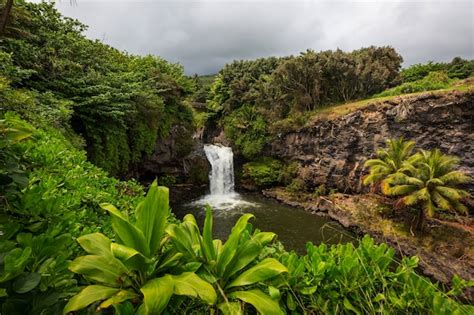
[435,186,467,201]
[385,184,418,196]
[449,200,469,215]
[432,191,451,211]
[438,171,471,185]
[423,199,436,217]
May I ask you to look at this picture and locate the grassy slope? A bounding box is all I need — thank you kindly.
[308,78,474,121]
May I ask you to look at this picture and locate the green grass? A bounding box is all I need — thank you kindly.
[308,78,474,121]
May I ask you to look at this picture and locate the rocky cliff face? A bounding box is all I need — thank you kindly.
[134,124,210,185]
[268,91,474,194]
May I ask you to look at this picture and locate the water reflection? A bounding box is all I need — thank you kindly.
[173,193,354,254]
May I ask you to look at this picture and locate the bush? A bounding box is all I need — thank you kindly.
[277,235,472,314]
[278,161,300,186]
[401,58,474,82]
[375,71,455,97]
[158,174,176,187]
[0,115,144,314]
[286,178,306,193]
[223,105,268,159]
[242,157,283,188]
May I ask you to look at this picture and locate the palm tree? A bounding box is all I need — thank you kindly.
[363,137,416,189]
[381,149,471,230]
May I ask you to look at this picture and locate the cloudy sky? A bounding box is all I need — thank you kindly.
[46,0,473,74]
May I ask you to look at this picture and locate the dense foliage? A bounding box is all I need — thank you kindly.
[207,47,402,158]
[374,71,456,97]
[1,114,472,313]
[1,1,473,314]
[401,57,474,82]
[0,114,144,314]
[242,158,283,188]
[0,0,194,176]
[65,181,216,314]
[364,138,471,230]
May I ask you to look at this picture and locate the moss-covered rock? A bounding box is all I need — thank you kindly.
[242,157,283,189]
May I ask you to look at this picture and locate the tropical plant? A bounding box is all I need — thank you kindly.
[277,235,473,314]
[363,137,416,188]
[0,112,33,202]
[166,206,288,314]
[381,149,471,230]
[242,157,283,188]
[64,181,216,314]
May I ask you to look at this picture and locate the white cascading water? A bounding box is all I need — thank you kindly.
[194,144,253,210]
[204,144,235,195]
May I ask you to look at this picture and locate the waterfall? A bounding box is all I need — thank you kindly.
[193,144,254,210]
[204,144,235,195]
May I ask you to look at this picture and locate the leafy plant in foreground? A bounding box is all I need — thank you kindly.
[166,206,288,314]
[381,149,471,230]
[64,181,216,314]
[277,236,472,314]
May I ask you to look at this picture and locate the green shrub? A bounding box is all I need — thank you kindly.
[158,174,177,187]
[223,105,268,159]
[375,71,455,97]
[279,161,300,186]
[65,181,216,314]
[312,184,327,198]
[242,157,283,188]
[286,178,306,193]
[401,58,474,82]
[276,235,472,314]
[0,116,144,314]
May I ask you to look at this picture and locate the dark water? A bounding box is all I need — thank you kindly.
[172,193,354,254]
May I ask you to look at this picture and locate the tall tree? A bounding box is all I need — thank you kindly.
[0,0,14,36]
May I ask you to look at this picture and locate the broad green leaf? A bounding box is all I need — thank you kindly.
[230,289,284,315]
[140,276,174,315]
[166,224,197,259]
[69,255,131,287]
[63,285,119,314]
[77,233,112,256]
[218,301,243,315]
[12,272,41,294]
[135,181,169,255]
[111,243,149,272]
[0,288,7,297]
[171,272,217,304]
[102,203,150,257]
[217,213,255,277]
[113,301,135,315]
[0,247,32,282]
[224,239,261,280]
[227,258,287,288]
[252,231,276,246]
[182,214,201,246]
[202,205,216,262]
[155,251,183,273]
[98,290,137,310]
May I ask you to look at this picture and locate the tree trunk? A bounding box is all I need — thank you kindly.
[415,208,425,232]
[0,0,14,37]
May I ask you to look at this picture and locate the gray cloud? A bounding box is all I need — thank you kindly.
[48,0,473,74]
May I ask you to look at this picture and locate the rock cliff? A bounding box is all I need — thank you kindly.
[268,91,474,194]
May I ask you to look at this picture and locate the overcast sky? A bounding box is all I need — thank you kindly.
[44,0,473,75]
